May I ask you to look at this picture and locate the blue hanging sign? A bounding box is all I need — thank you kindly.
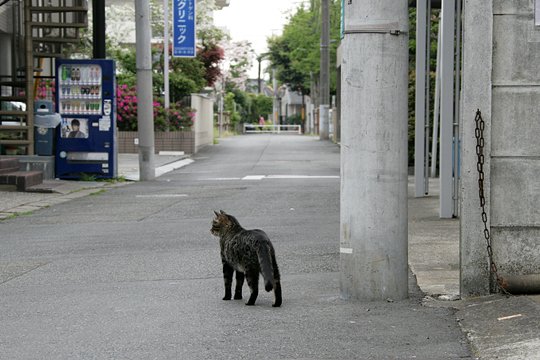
[173,0,196,57]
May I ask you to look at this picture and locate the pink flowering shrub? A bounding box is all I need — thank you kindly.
[35,79,56,103]
[116,84,195,131]
[116,84,138,131]
[153,98,196,131]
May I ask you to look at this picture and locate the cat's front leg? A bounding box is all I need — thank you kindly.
[234,271,244,300]
[222,263,234,300]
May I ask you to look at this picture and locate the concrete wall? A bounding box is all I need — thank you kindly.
[461,0,540,296]
[191,94,214,153]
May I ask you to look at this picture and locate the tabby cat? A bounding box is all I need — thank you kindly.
[210,210,282,307]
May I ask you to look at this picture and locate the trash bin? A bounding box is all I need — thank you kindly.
[34,100,61,156]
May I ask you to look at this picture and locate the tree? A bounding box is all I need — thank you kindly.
[221,40,255,91]
[197,44,225,87]
[247,94,273,122]
[266,1,341,96]
[150,0,226,87]
[66,0,226,89]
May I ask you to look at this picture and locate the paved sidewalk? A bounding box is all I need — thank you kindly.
[409,177,540,360]
[118,153,193,181]
[0,153,189,220]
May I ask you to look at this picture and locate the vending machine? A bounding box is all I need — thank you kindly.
[55,59,117,179]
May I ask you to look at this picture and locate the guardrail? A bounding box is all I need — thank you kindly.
[243,124,302,134]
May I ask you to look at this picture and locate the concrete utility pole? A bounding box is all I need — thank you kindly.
[272,68,279,125]
[135,0,156,181]
[319,0,330,140]
[340,0,409,301]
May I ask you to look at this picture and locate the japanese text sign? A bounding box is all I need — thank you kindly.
[173,0,196,57]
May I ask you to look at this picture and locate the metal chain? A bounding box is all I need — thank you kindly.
[474,110,511,295]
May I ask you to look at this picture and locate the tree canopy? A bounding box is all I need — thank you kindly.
[266,1,341,96]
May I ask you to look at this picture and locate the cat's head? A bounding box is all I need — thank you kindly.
[211,210,240,236]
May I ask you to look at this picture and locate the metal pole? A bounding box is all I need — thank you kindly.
[319,0,330,140]
[92,0,106,59]
[164,0,170,109]
[453,0,462,217]
[340,0,409,301]
[135,0,156,181]
[439,0,455,218]
[257,56,262,94]
[414,0,428,196]
[24,0,34,155]
[424,0,432,191]
[431,23,442,178]
[219,86,223,137]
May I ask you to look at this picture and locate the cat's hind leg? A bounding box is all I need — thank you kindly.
[234,271,244,300]
[222,263,234,300]
[245,270,259,306]
[272,255,282,307]
[272,281,282,307]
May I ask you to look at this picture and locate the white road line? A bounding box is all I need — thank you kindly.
[156,159,195,177]
[136,194,188,198]
[124,159,195,181]
[202,174,339,181]
[266,175,340,179]
[242,175,266,180]
[340,247,353,254]
[201,177,242,181]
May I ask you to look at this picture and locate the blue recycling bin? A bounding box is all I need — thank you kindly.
[34,100,61,156]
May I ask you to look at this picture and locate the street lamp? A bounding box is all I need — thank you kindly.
[256,52,270,94]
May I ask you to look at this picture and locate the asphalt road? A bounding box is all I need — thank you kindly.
[0,135,472,359]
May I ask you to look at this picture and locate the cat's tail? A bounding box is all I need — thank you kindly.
[257,245,275,292]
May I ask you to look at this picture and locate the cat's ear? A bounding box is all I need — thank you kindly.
[220,210,226,215]
[214,210,220,218]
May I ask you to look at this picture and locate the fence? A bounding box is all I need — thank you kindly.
[243,124,302,134]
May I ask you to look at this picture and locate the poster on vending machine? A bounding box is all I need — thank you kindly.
[61,118,89,139]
